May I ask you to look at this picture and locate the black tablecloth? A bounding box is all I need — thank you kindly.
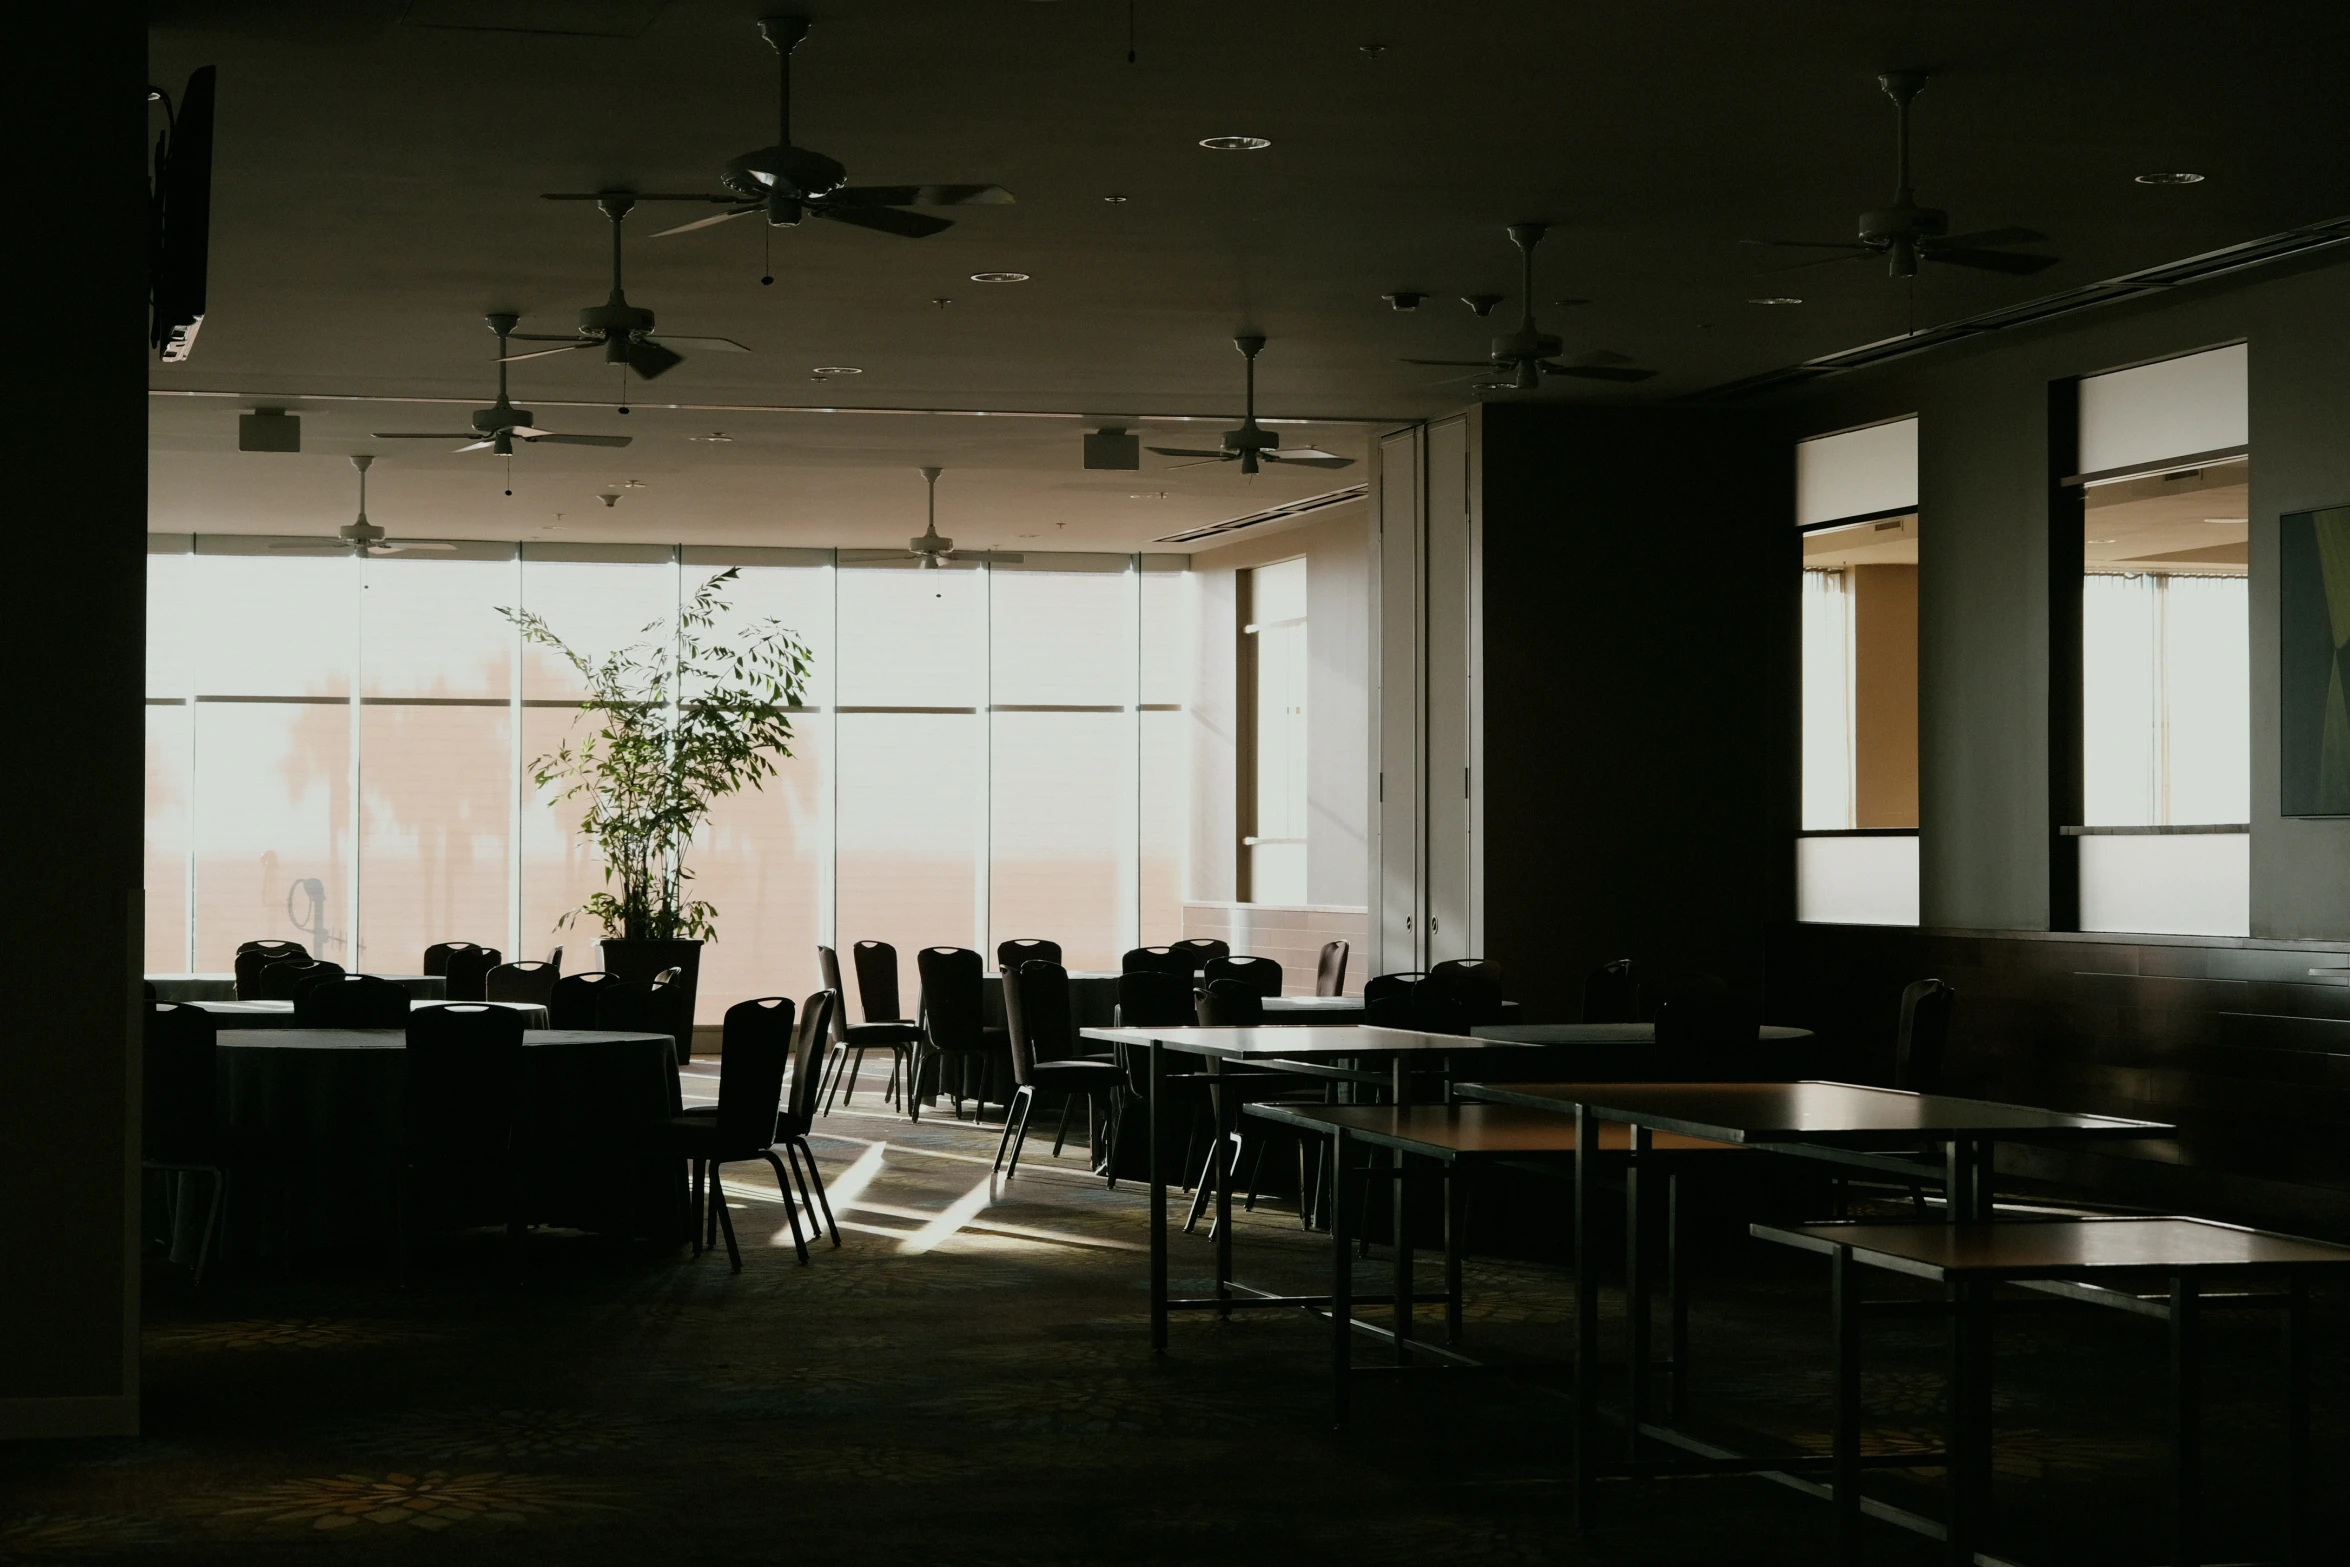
[191,999,548,1029]
[216,1027,680,1255]
[151,973,448,1003]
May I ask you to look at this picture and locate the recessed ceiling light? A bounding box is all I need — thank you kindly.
[969,271,1030,283]
[2205,516,2248,525]
[1198,135,1271,151]
[689,431,733,443]
[1102,193,1129,203]
[1749,296,1803,306]
[1128,492,1167,501]
[2135,171,2205,185]
[811,366,862,376]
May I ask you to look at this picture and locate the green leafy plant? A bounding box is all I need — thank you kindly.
[500,569,811,941]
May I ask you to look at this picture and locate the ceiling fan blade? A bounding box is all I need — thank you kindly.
[1264,452,1356,468]
[816,203,954,239]
[652,208,758,238]
[371,432,479,440]
[1933,227,2048,249]
[268,540,347,552]
[379,542,458,552]
[1926,247,2060,275]
[505,332,590,342]
[1401,358,1499,367]
[1754,250,1880,275]
[646,334,751,352]
[957,550,1026,563]
[1146,447,1232,460]
[453,440,496,453]
[500,343,594,362]
[543,192,739,203]
[1543,363,1658,383]
[1567,348,1636,367]
[513,433,633,448]
[625,338,685,380]
[1742,238,1873,251]
[833,183,1015,208]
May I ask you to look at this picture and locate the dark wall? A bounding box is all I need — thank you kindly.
[1770,255,2350,938]
[1,14,147,1435]
[1475,405,1790,1020]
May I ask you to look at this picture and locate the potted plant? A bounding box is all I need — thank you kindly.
[501,569,810,1055]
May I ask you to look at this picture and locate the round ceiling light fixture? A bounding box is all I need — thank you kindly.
[969,271,1031,283]
[1198,134,1271,151]
[2134,171,2205,185]
[811,366,862,376]
[1102,193,1130,203]
[1748,296,1803,306]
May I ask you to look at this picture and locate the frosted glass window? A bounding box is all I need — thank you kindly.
[2079,834,2250,937]
[147,547,194,698]
[2083,575,2249,825]
[357,705,512,972]
[1796,836,1920,926]
[1801,570,1854,831]
[192,701,352,971]
[145,704,191,972]
[1796,418,1918,528]
[836,713,983,1007]
[518,559,676,702]
[990,560,1128,706]
[992,712,1126,972]
[1139,564,1191,946]
[517,704,600,962]
[2077,344,2247,476]
[1245,557,1309,904]
[193,553,355,698]
[837,563,984,708]
[361,555,517,699]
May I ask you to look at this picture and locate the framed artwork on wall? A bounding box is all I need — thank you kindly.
[2281,503,2350,816]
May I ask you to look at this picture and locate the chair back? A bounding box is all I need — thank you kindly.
[915,946,986,1051]
[1203,954,1282,998]
[484,960,560,1005]
[817,946,852,1041]
[1424,958,1507,1031]
[1169,938,1230,973]
[1315,939,1350,997]
[1583,958,1639,1023]
[1894,978,1955,1093]
[545,944,564,973]
[653,966,682,986]
[293,973,411,1028]
[1014,961,1078,1073]
[1362,971,1425,1029]
[233,941,308,999]
[422,940,496,978]
[547,970,618,1029]
[852,940,907,1023]
[1121,945,1191,976]
[712,995,795,1151]
[443,945,503,1002]
[596,981,687,1058]
[785,991,839,1125]
[1195,978,1265,1028]
[1116,970,1195,1028]
[143,1003,220,1165]
[258,959,344,1002]
[996,938,1062,972]
[404,1003,526,1158]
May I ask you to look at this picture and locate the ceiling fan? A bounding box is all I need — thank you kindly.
[269,456,456,557]
[497,193,751,401]
[1404,223,1658,391]
[371,313,632,468]
[1746,71,2059,279]
[1146,336,1355,476]
[552,15,1013,253]
[899,466,1022,569]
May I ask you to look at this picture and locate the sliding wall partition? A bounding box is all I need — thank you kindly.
[144,539,1192,1018]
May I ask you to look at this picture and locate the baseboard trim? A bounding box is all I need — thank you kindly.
[0,1394,138,1441]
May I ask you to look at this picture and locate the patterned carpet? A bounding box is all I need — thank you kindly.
[6,1063,2343,1566]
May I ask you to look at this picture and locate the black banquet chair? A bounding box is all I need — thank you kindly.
[1202,954,1283,998]
[818,944,919,1113]
[398,1003,529,1280]
[659,993,832,1269]
[233,941,307,999]
[442,946,503,1003]
[995,937,1062,972]
[1315,939,1349,997]
[257,958,344,1002]
[1583,958,1640,1023]
[997,962,1126,1181]
[293,973,412,1028]
[144,1002,229,1285]
[484,959,560,1007]
[597,979,689,1063]
[422,940,498,977]
[1169,938,1230,973]
[1121,945,1192,977]
[548,970,620,1029]
[909,946,1005,1124]
[1895,977,1956,1092]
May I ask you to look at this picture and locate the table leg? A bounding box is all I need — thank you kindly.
[1332,1126,1353,1427]
[1573,1101,1597,1525]
[1668,1167,1690,1421]
[1213,1057,1233,1317]
[2171,1273,2202,1567]
[1149,1040,1166,1354]
[1832,1243,1863,1564]
[1626,1123,1652,1461]
[2285,1272,2309,1564]
[1392,1055,1413,1356]
[1945,1275,1989,1567]
[1444,1161,1465,1346]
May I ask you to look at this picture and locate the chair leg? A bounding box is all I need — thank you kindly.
[687,1158,704,1256]
[1004,1090,1038,1181]
[885,1051,903,1109]
[1185,1132,1234,1235]
[906,1047,926,1123]
[192,1167,225,1288]
[1052,1092,1077,1158]
[993,1086,1029,1175]
[790,1139,841,1246]
[762,1150,809,1264]
[819,1046,846,1115]
[1243,1132,1271,1212]
[704,1160,722,1251]
[842,1047,868,1105]
[1098,1090,1120,1185]
[711,1162,743,1271]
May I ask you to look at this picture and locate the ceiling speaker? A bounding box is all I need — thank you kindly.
[238,408,301,453]
[1084,427,1140,470]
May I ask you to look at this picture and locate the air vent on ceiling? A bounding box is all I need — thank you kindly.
[1155,485,1368,545]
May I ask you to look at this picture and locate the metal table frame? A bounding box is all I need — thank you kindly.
[1452,1079,2172,1537]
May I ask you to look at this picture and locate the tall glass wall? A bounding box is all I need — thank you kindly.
[145,539,1192,1019]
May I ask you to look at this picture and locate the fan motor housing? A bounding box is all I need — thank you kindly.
[580,301,655,340]
[472,404,533,433]
[723,145,848,204]
[1224,424,1278,455]
[1859,203,1948,244]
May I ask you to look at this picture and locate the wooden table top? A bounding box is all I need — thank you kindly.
[1470,1022,1813,1045]
[1451,1080,2172,1147]
[1245,1101,1737,1160]
[1755,1217,2350,1279]
[1081,1024,1522,1060]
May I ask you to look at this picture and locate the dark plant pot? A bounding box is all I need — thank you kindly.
[599,937,704,1061]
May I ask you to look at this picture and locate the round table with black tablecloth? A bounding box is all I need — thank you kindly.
[189,999,549,1030]
[215,1027,680,1257]
[150,973,448,1003]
